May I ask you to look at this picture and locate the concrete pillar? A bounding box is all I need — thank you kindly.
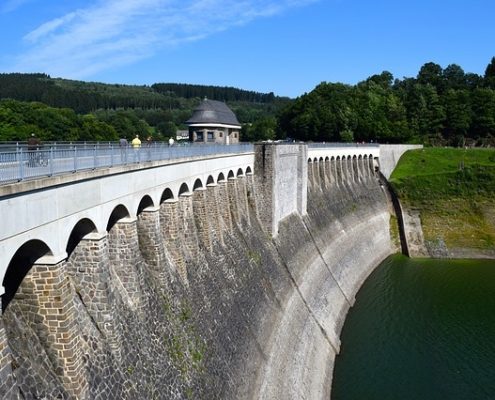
[15,259,88,398]
[340,158,345,183]
[192,188,213,253]
[352,157,359,183]
[218,180,233,233]
[308,162,315,190]
[336,159,343,184]
[245,172,258,218]
[67,233,121,363]
[137,207,169,285]
[227,177,240,226]
[178,192,200,263]
[330,159,337,186]
[314,160,321,189]
[345,158,352,183]
[108,218,143,310]
[236,176,251,226]
[324,159,331,187]
[318,160,326,189]
[369,157,375,177]
[159,200,187,282]
[206,183,224,245]
[0,308,19,399]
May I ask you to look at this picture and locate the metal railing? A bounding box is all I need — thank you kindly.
[308,142,380,148]
[0,142,254,185]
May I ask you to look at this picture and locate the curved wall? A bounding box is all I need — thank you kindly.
[0,146,394,399]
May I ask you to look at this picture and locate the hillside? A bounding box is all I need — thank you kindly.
[0,73,291,142]
[390,148,495,253]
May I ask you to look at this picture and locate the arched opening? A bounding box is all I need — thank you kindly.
[2,240,52,311]
[137,195,154,215]
[246,166,252,175]
[227,170,234,179]
[66,218,97,257]
[179,183,190,196]
[217,172,225,183]
[237,168,244,177]
[160,188,174,203]
[193,179,203,191]
[206,175,215,185]
[106,204,130,232]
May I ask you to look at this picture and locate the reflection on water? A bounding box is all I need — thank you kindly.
[332,255,495,400]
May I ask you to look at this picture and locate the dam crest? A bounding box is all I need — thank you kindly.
[0,143,419,399]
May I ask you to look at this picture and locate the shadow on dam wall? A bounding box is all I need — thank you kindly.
[0,157,394,399]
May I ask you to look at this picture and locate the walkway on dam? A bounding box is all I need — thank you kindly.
[0,141,379,186]
[0,142,254,185]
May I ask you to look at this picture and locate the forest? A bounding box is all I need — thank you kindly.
[0,74,287,142]
[1,57,494,145]
[278,57,495,146]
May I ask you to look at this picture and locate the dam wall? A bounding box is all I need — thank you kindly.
[379,144,423,179]
[0,144,395,399]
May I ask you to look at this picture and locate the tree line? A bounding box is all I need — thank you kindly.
[151,83,277,103]
[0,74,287,142]
[277,57,495,146]
[1,58,494,145]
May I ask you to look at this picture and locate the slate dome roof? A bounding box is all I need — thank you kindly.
[186,99,240,127]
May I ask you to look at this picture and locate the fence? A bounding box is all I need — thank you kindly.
[0,142,254,184]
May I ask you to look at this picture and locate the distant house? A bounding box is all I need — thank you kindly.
[186,98,241,144]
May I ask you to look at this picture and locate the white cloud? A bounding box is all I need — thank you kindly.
[11,0,319,78]
[1,0,32,13]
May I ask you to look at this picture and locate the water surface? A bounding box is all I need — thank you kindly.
[332,255,495,400]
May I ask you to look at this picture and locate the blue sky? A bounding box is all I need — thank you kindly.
[0,0,494,98]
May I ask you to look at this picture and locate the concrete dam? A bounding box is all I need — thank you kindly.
[0,143,419,399]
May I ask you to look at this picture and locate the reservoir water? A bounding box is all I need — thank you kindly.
[332,255,495,400]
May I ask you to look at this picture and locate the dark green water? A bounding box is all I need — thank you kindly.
[332,255,495,400]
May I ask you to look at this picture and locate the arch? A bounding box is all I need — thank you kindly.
[66,218,98,257]
[313,157,318,163]
[237,168,244,177]
[227,170,235,179]
[331,156,335,161]
[319,157,324,162]
[106,204,131,232]
[2,239,53,311]
[179,182,190,195]
[325,156,330,161]
[161,188,174,203]
[308,158,312,163]
[137,195,154,215]
[246,166,252,175]
[217,172,226,183]
[206,175,215,185]
[193,179,203,191]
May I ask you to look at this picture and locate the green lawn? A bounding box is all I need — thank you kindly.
[389,148,495,250]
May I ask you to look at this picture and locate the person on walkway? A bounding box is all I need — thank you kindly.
[119,137,128,163]
[27,133,42,167]
[131,134,141,148]
[168,137,174,147]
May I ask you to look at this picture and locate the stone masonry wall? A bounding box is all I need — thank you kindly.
[1,144,393,399]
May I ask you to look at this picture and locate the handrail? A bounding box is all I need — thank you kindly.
[308,142,380,148]
[0,142,254,185]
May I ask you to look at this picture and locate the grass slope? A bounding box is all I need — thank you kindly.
[389,148,495,250]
